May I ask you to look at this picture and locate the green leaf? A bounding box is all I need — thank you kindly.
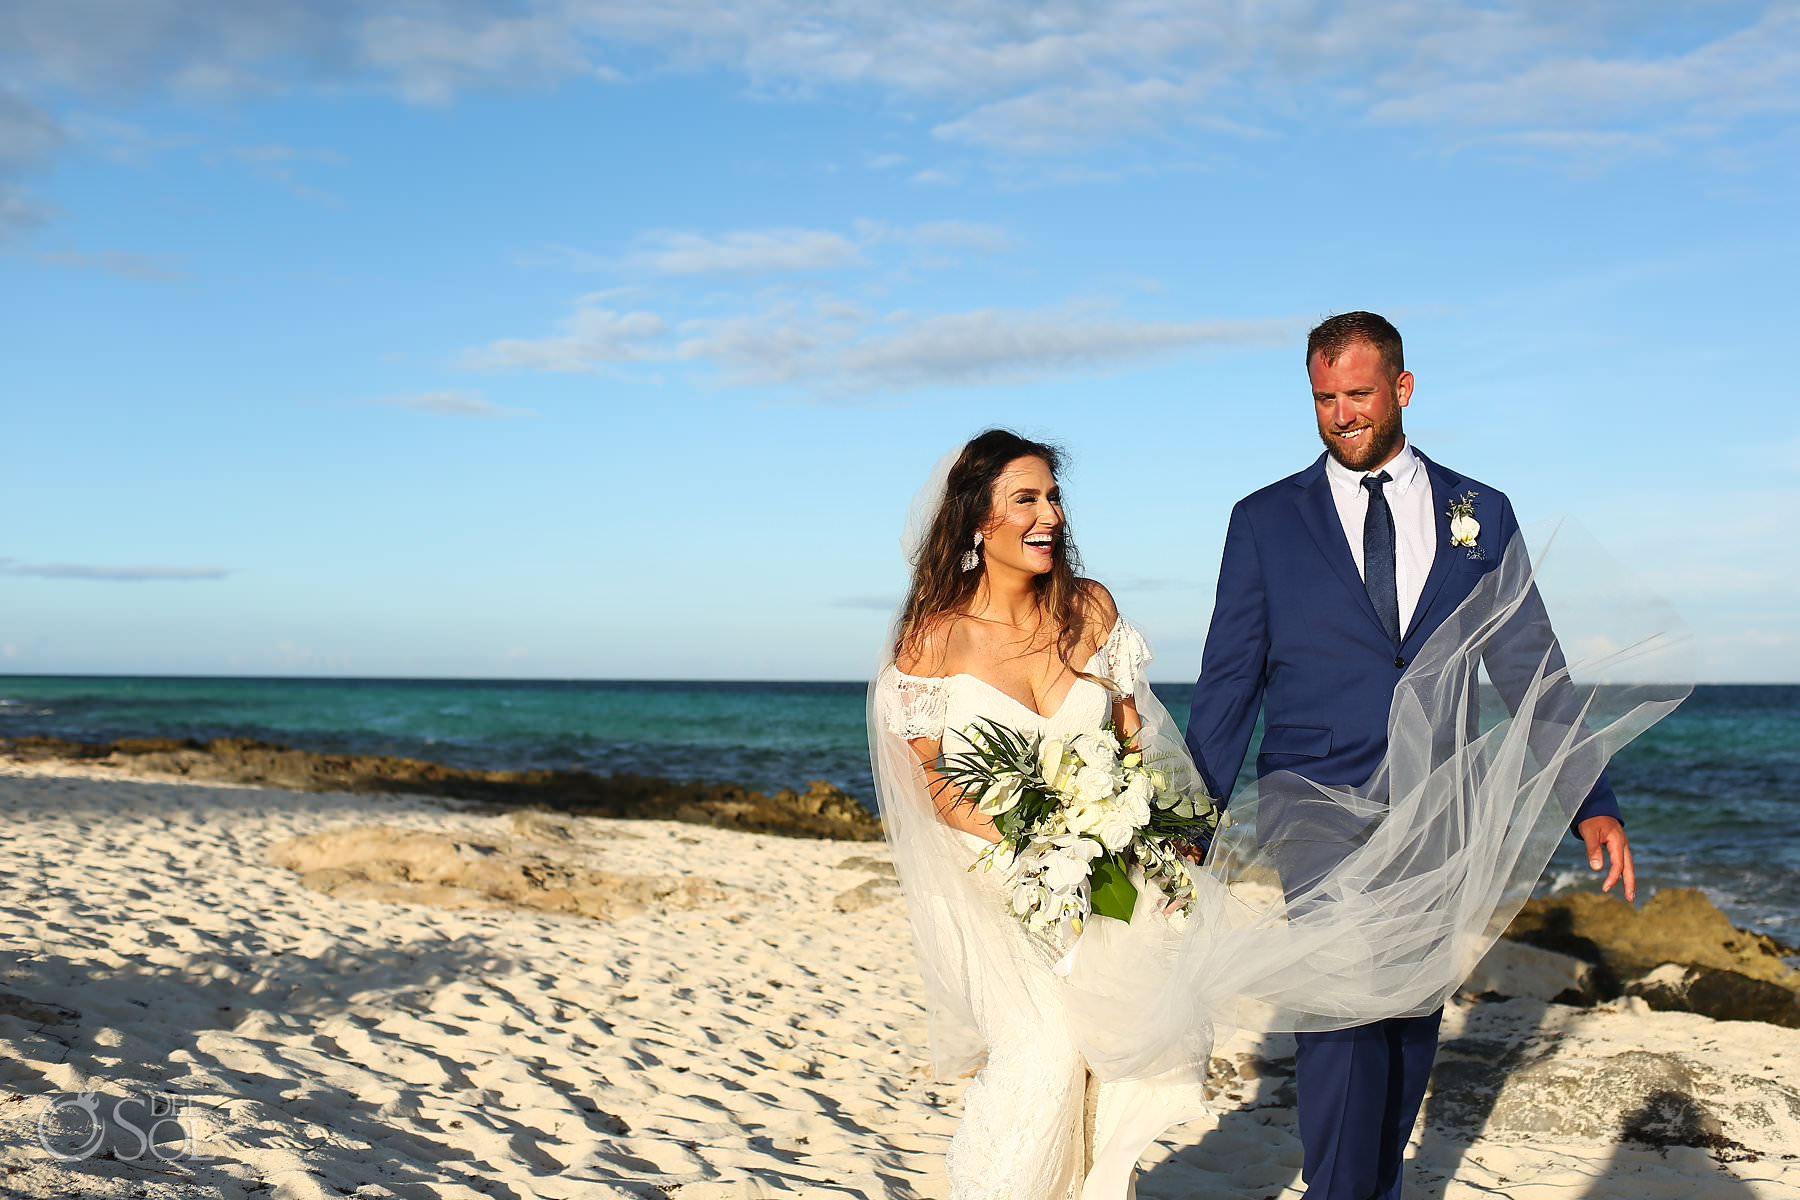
[1089,854,1138,923]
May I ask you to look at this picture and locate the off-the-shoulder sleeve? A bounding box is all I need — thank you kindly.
[1101,616,1152,696]
[881,669,948,741]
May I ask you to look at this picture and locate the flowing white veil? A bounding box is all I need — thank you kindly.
[869,460,1692,1087]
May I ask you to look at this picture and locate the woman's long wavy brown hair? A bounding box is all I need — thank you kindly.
[894,429,1105,677]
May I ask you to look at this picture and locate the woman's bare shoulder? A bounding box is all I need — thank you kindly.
[1076,578,1119,650]
[1078,577,1119,622]
[896,611,972,677]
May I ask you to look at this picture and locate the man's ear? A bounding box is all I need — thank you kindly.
[1394,370,1415,408]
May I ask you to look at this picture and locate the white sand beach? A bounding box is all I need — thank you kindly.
[1,764,1796,1200]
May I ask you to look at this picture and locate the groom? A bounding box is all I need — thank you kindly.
[1184,311,1634,1200]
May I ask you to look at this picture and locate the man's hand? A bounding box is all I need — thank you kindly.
[1577,815,1635,902]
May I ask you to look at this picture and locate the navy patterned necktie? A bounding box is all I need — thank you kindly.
[1362,471,1400,644]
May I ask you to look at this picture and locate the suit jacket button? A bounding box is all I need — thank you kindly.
[1394,656,1407,668]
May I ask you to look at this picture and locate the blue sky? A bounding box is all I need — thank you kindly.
[2,1,1796,682]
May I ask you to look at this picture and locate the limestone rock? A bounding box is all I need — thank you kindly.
[833,878,901,912]
[2,735,883,841]
[0,991,79,1026]
[1428,1043,1800,1157]
[1627,963,1800,1029]
[835,856,897,877]
[1464,939,1599,1005]
[1502,888,1800,1023]
[1506,888,1799,986]
[267,825,723,921]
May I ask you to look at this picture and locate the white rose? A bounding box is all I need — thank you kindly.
[1063,798,1099,836]
[1068,733,1107,768]
[1072,764,1118,804]
[1089,805,1140,852]
[1450,513,1480,546]
[1117,775,1154,825]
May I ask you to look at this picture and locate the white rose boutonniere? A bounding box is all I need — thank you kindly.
[1447,490,1483,559]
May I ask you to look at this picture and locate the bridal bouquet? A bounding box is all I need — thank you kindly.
[938,719,1220,936]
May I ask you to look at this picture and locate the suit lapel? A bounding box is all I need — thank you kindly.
[1404,451,1461,644]
[1291,454,1390,641]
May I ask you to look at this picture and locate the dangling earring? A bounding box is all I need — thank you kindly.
[960,531,983,572]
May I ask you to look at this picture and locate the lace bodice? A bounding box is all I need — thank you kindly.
[880,616,1152,743]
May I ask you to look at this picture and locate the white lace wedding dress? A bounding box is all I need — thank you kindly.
[869,559,1687,1200]
[877,618,1209,1200]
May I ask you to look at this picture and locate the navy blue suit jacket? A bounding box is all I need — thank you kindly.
[1185,449,1618,829]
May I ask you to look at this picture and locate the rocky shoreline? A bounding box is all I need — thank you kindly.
[5,734,1796,1032]
[0,734,883,841]
[1491,888,1800,1028]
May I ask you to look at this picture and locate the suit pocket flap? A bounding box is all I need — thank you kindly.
[1260,724,1332,758]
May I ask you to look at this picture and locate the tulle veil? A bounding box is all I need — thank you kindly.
[868,450,1692,1086]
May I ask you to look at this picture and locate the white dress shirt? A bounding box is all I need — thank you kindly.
[1324,440,1437,636]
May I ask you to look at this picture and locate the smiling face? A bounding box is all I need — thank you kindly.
[981,455,1064,577]
[1310,338,1414,472]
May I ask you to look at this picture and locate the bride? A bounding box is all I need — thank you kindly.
[869,430,1686,1200]
[874,430,1223,1199]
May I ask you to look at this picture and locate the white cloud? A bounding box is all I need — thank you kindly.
[359,13,614,105]
[624,228,866,276]
[36,249,180,279]
[830,594,901,610]
[372,391,535,418]
[526,221,1007,281]
[830,306,1297,392]
[224,141,347,206]
[463,306,669,373]
[909,220,1013,252]
[4,1,1786,168]
[910,167,956,185]
[231,143,348,167]
[0,87,62,170]
[0,184,54,239]
[0,558,233,581]
[867,152,907,169]
[934,75,1214,152]
[0,88,61,238]
[478,290,1298,395]
[1367,6,1800,131]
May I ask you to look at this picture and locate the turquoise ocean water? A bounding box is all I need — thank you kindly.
[3,676,1796,944]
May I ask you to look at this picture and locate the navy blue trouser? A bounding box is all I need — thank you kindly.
[1292,1009,1443,1200]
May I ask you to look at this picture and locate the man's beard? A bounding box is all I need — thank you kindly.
[1321,409,1405,472]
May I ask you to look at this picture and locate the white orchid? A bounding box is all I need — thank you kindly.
[1033,834,1102,889]
[973,839,1019,877]
[1446,490,1484,557]
[975,771,1027,816]
[1010,878,1049,917]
